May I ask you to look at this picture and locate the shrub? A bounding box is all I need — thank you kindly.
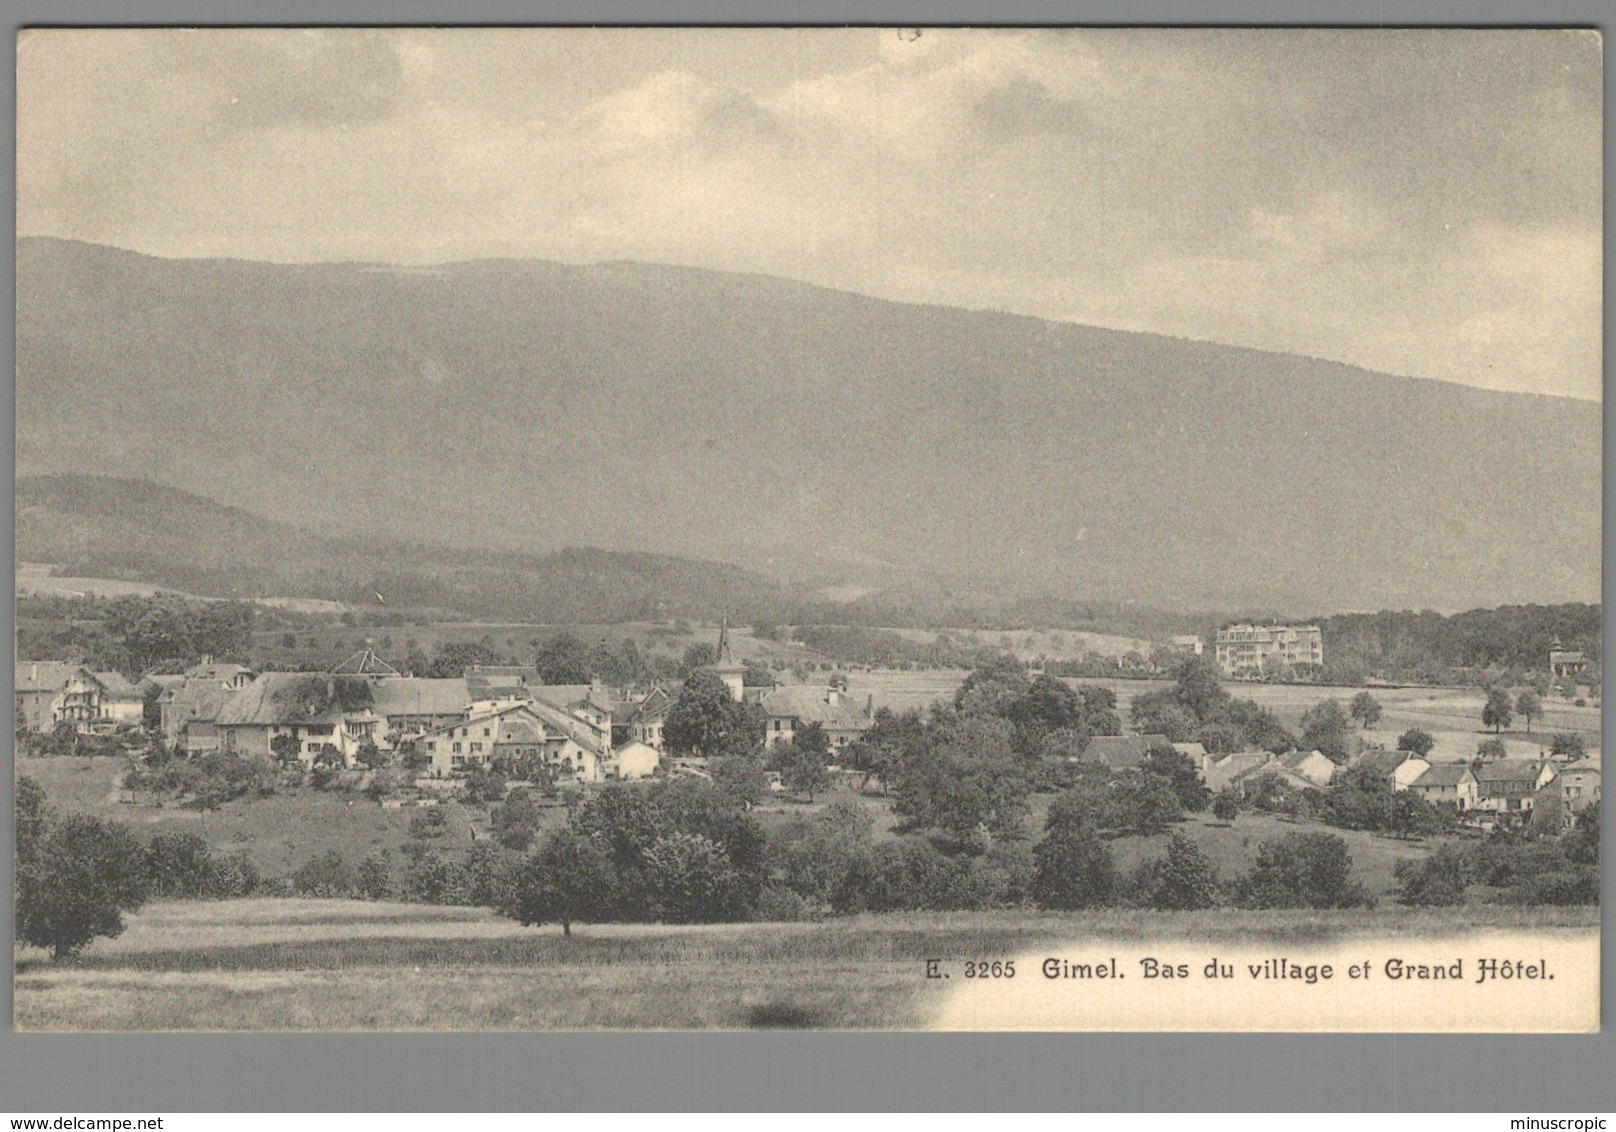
[1211,793,1240,823]
[1394,844,1467,906]
[1235,832,1370,909]
[644,831,749,923]
[1140,832,1220,910]
[1031,793,1116,910]
[356,853,394,901]
[291,850,356,898]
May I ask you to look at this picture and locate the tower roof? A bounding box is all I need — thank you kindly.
[715,616,743,670]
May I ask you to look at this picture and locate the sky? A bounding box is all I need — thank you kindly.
[17,27,1604,400]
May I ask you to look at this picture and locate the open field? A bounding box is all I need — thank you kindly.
[14,898,1596,1031]
[16,754,498,874]
[847,672,1601,761]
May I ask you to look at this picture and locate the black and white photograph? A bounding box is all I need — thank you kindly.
[11,26,1602,1032]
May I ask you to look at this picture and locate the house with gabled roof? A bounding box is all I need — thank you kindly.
[15,661,82,732]
[1279,748,1338,788]
[1406,762,1476,810]
[419,700,605,782]
[1201,751,1275,793]
[17,663,145,733]
[612,686,674,751]
[759,684,873,751]
[1472,759,1556,816]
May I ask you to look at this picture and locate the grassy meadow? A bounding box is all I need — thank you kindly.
[14,898,1595,1032]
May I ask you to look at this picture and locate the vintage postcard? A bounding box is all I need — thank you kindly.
[12,27,1600,1032]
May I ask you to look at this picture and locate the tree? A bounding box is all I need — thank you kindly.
[1551,733,1587,761]
[1482,688,1514,733]
[291,850,355,898]
[1140,744,1210,813]
[891,715,1029,849]
[1394,844,1467,906]
[1235,832,1368,909]
[1211,792,1240,823]
[1474,737,1507,762]
[491,787,543,851]
[1396,728,1436,758]
[143,831,218,898]
[269,732,303,771]
[712,753,770,804]
[770,726,831,803]
[1349,692,1382,730]
[356,853,394,900]
[17,813,150,959]
[643,831,749,923]
[1514,691,1543,734]
[1032,793,1115,910]
[1299,699,1354,764]
[462,765,508,806]
[16,775,49,871]
[770,801,875,908]
[506,828,618,936]
[353,738,388,769]
[663,669,763,759]
[1144,832,1220,910]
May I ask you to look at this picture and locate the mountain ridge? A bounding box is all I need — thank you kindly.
[16,237,1601,614]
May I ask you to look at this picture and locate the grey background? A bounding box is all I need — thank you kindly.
[1,0,1611,1113]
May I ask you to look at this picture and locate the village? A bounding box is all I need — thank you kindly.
[15,617,1600,831]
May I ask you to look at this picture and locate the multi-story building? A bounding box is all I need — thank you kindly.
[1214,624,1323,678]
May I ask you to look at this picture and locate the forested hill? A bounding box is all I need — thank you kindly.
[17,237,1601,614]
[1314,604,1601,683]
[15,475,785,623]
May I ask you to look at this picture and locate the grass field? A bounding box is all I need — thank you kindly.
[13,898,1596,1031]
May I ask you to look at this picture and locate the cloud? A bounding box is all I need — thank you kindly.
[16,27,1603,400]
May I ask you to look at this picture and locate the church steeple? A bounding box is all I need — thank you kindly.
[713,616,745,702]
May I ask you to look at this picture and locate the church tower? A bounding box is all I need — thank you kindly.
[714,617,745,702]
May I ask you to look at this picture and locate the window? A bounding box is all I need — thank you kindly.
[471,742,483,753]
[452,742,462,754]
[484,728,491,737]
[426,741,436,751]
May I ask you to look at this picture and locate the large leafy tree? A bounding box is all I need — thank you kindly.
[891,714,1028,849]
[17,810,150,959]
[506,828,618,936]
[663,669,764,758]
[1032,793,1115,910]
[1300,699,1354,764]
[1514,691,1543,733]
[1235,832,1368,909]
[1349,692,1382,730]
[1482,688,1514,733]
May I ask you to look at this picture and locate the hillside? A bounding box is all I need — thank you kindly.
[17,237,1602,613]
[15,475,784,623]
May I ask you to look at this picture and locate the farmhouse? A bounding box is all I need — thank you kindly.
[1213,624,1323,678]
[1549,640,1588,679]
[1471,759,1556,816]
[419,700,606,782]
[603,739,661,780]
[1545,758,1600,818]
[1406,763,1476,810]
[611,686,673,751]
[1278,748,1337,787]
[15,663,145,733]
[759,684,874,751]
[1201,750,1274,793]
[211,672,387,764]
[1352,748,1429,789]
